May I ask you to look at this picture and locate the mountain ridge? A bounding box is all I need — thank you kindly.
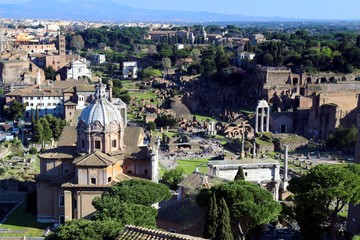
[0,0,301,23]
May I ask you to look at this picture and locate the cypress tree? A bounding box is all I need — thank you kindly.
[33,121,44,143]
[35,106,39,121]
[31,109,35,128]
[40,118,53,142]
[216,198,234,240]
[203,193,218,239]
[234,166,245,180]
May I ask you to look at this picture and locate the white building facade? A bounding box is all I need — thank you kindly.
[67,60,92,80]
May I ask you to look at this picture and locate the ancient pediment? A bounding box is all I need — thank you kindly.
[73,151,117,167]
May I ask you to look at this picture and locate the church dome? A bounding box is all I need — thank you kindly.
[79,83,123,128]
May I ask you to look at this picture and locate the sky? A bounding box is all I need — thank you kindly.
[0,0,359,20]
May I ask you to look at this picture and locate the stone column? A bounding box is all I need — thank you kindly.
[255,107,259,133]
[274,182,279,201]
[284,145,289,181]
[266,107,270,132]
[260,107,264,132]
[64,190,72,222]
[240,131,245,159]
[252,141,256,158]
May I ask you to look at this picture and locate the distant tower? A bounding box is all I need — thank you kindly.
[58,32,66,68]
[58,33,66,57]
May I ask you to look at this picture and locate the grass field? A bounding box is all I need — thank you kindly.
[0,202,48,237]
[177,158,210,174]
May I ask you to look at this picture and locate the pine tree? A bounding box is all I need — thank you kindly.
[203,193,218,239]
[234,166,245,180]
[216,198,234,240]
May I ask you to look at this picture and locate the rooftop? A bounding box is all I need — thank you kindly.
[116,225,206,240]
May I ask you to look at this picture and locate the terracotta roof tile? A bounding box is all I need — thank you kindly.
[116,225,206,240]
[124,127,144,147]
[73,151,118,167]
[57,126,77,147]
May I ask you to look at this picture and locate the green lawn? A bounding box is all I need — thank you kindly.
[177,158,210,174]
[192,114,216,122]
[0,202,48,237]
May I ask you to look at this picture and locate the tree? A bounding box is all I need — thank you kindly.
[4,100,25,120]
[161,166,185,190]
[29,147,37,155]
[155,114,177,128]
[326,126,357,154]
[92,180,171,228]
[204,193,218,239]
[35,106,39,121]
[44,66,56,80]
[197,180,281,239]
[71,35,85,53]
[139,67,162,79]
[234,166,245,180]
[45,219,122,240]
[215,46,230,71]
[39,118,53,143]
[263,53,274,66]
[146,122,156,131]
[31,109,35,127]
[157,43,173,58]
[161,57,171,77]
[32,121,44,143]
[216,198,234,240]
[289,164,360,240]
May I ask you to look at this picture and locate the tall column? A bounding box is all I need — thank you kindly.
[260,107,264,132]
[64,190,72,222]
[266,107,270,132]
[240,130,245,159]
[284,145,289,181]
[255,107,259,133]
[252,141,256,158]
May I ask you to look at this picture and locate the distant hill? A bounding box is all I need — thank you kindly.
[0,0,296,23]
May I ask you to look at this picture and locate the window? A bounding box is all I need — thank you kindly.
[108,177,112,182]
[90,177,96,185]
[112,140,117,148]
[59,215,65,224]
[95,140,101,149]
[244,172,248,177]
[59,195,64,207]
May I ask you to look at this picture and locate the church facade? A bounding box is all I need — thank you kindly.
[36,83,158,224]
